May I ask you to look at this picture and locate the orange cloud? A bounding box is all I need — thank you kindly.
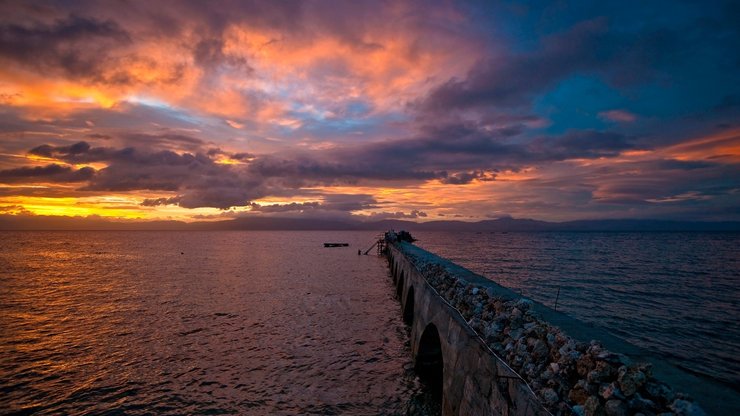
[662,129,740,163]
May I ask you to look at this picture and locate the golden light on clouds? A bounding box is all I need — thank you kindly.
[0,1,738,225]
[1,196,142,218]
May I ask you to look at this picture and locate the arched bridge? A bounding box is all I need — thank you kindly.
[387,243,547,416]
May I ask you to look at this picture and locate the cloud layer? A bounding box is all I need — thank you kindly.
[0,1,738,222]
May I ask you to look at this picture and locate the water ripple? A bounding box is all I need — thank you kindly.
[417,231,740,389]
[0,231,425,415]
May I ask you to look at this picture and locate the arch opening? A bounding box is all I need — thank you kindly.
[396,271,405,299]
[403,286,415,326]
[416,323,444,406]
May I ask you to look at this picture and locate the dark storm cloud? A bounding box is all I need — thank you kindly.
[140,196,181,207]
[234,123,636,188]
[29,141,211,166]
[15,135,509,210]
[176,186,265,209]
[0,0,303,81]
[245,155,441,183]
[86,163,191,192]
[0,163,95,183]
[121,133,207,153]
[321,194,379,211]
[324,122,525,176]
[532,130,634,159]
[0,103,211,155]
[440,170,496,185]
[23,141,264,209]
[419,18,676,113]
[18,140,402,210]
[332,122,636,176]
[1,117,649,212]
[591,158,739,205]
[29,141,91,158]
[0,14,131,82]
[192,37,251,72]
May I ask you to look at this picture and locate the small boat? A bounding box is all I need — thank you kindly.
[324,243,349,247]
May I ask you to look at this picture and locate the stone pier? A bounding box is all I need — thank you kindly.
[385,233,738,416]
[388,241,548,415]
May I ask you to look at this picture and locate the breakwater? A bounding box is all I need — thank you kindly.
[385,232,737,416]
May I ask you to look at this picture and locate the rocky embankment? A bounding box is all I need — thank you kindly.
[402,248,705,416]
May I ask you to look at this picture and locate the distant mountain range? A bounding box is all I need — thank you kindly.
[1,214,739,232]
[367,218,740,232]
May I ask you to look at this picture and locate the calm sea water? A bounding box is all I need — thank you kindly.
[0,231,423,415]
[414,231,740,389]
[2,231,738,414]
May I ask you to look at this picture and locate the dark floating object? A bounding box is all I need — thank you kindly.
[324,243,349,247]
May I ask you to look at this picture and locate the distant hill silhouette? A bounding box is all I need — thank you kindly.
[369,218,740,232]
[1,214,738,232]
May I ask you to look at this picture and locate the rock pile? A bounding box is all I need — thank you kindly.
[405,253,705,416]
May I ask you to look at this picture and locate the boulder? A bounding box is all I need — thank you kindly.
[584,396,605,416]
[599,382,625,400]
[618,365,646,396]
[587,361,615,384]
[604,399,629,416]
[577,354,596,377]
[568,382,590,405]
[531,339,549,361]
[540,387,559,406]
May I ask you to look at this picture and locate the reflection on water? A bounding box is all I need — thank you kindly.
[415,231,740,389]
[0,231,428,415]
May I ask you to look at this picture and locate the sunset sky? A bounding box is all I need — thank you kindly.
[0,0,738,223]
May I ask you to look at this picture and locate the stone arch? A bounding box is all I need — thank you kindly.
[416,323,444,404]
[403,286,415,326]
[397,271,405,299]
